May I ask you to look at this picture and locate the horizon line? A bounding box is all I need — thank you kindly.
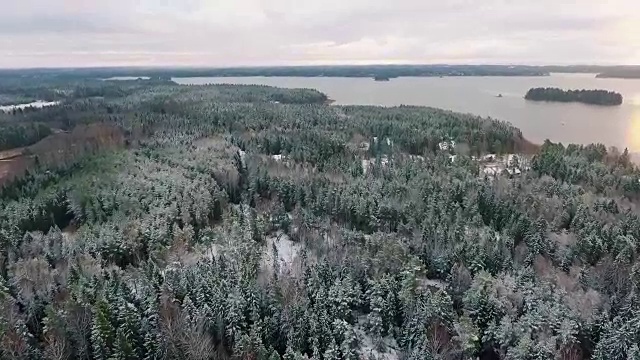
[1,63,640,71]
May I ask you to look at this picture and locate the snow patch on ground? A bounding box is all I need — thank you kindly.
[355,317,400,360]
[418,278,447,291]
[61,223,78,244]
[201,243,221,261]
[262,231,302,275]
[362,156,390,174]
[362,159,370,174]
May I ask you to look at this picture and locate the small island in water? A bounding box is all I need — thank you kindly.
[524,87,623,106]
[373,75,391,81]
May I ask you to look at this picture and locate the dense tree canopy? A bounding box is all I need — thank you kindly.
[0,75,639,360]
[525,87,623,106]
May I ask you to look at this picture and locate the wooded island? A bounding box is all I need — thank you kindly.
[525,87,623,106]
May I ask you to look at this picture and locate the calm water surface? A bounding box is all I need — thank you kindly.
[174,74,640,151]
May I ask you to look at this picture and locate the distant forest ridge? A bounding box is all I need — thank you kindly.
[596,69,640,79]
[525,87,624,106]
[1,64,640,80]
[0,65,549,79]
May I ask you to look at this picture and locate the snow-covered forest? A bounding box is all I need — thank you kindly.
[1,76,640,360]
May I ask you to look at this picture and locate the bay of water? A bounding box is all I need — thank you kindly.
[173,74,640,151]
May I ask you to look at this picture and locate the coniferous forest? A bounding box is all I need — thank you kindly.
[1,75,640,360]
[524,88,623,106]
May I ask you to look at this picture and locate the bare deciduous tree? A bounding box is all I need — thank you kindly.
[0,298,31,360]
[65,302,92,360]
[181,318,216,360]
[43,332,70,360]
[424,323,459,360]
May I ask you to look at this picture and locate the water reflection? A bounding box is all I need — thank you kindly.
[627,108,640,152]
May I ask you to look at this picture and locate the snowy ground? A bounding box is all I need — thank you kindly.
[355,316,400,360]
[262,231,303,275]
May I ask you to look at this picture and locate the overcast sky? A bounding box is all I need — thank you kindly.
[1,0,639,68]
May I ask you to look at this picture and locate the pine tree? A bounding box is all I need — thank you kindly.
[225,291,244,347]
[337,321,359,360]
[283,346,298,360]
[323,338,340,360]
[268,348,282,360]
[234,333,253,360]
[628,344,640,360]
[92,299,116,360]
[110,327,137,360]
[42,306,71,360]
[118,301,143,360]
[366,280,386,344]
[142,294,162,360]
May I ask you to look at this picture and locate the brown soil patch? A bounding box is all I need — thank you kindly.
[0,123,125,187]
[0,153,32,187]
[0,147,26,160]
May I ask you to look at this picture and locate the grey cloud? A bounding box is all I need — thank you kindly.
[0,14,133,35]
[0,0,638,67]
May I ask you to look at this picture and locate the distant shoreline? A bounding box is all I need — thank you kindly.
[596,74,640,80]
[0,64,551,79]
[5,64,640,81]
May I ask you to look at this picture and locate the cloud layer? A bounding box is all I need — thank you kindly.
[1,0,639,67]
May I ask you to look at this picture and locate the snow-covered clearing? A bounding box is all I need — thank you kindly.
[262,231,303,275]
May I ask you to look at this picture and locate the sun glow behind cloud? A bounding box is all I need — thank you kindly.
[603,18,640,64]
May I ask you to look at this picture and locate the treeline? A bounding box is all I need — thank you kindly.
[1,80,640,360]
[596,70,640,79]
[538,65,640,75]
[0,65,549,80]
[0,123,52,151]
[525,87,623,106]
[7,64,640,82]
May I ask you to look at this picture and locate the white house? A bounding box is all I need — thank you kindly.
[483,166,501,176]
[507,168,522,176]
[438,141,455,151]
[483,154,497,162]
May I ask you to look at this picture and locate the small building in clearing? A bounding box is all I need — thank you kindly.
[438,140,456,151]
